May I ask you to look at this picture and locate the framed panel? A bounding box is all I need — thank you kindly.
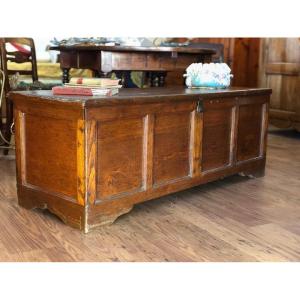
[237,103,264,162]
[96,117,144,200]
[153,111,192,185]
[24,114,78,199]
[202,100,235,172]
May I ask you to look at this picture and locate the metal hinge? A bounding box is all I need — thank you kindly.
[196,100,203,113]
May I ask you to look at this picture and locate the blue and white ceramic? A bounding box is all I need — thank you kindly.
[184,63,233,89]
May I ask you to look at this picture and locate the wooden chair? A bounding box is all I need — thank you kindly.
[0,37,38,83]
[0,37,39,154]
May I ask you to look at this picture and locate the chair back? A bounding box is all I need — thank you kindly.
[0,37,38,93]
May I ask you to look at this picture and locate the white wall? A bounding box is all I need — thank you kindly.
[32,37,64,61]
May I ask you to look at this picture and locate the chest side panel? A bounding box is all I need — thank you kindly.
[202,99,236,172]
[236,96,269,162]
[25,115,78,198]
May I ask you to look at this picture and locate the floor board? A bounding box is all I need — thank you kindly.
[0,127,299,261]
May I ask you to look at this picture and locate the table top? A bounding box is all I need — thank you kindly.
[10,87,272,107]
[49,44,216,55]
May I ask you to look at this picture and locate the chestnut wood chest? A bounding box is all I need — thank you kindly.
[10,87,271,232]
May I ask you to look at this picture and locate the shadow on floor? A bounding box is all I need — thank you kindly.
[268,128,300,140]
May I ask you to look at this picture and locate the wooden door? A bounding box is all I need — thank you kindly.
[259,38,300,130]
[201,98,236,173]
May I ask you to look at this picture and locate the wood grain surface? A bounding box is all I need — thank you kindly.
[0,127,299,261]
[97,117,144,199]
[258,38,300,131]
[10,88,271,232]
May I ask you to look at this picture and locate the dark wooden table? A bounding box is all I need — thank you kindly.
[10,87,271,232]
[49,45,215,86]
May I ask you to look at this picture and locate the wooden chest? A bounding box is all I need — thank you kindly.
[10,87,271,232]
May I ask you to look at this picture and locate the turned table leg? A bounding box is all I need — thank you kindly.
[62,68,70,83]
[158,72,166,87]
[149,72,159,87]
[149,72,167,87]
[95,70,111,78]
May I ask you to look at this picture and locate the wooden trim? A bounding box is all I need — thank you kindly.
[229,105,237,166]
[18,184,84,231]
[23,182,76,203]
[142,114,154,190]
[13,99,83,120]
[258,38,268,87]
[95,158,266,206]
[7,70,33,75]
[231,102,239,164]
[235,156,265,166]
[152,176,191,189]
[77,119,85,205]
[189,110,203,177]
[19,111,26,184]
[86,120,97,205]
[95,187,145,203]
[266,63,300,76]
[86,101,195,121]
[261,102,269,157]
[201,163,234,176]
[14,109,24,185]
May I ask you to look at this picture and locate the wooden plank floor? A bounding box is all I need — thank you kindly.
[0,127,299,262]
